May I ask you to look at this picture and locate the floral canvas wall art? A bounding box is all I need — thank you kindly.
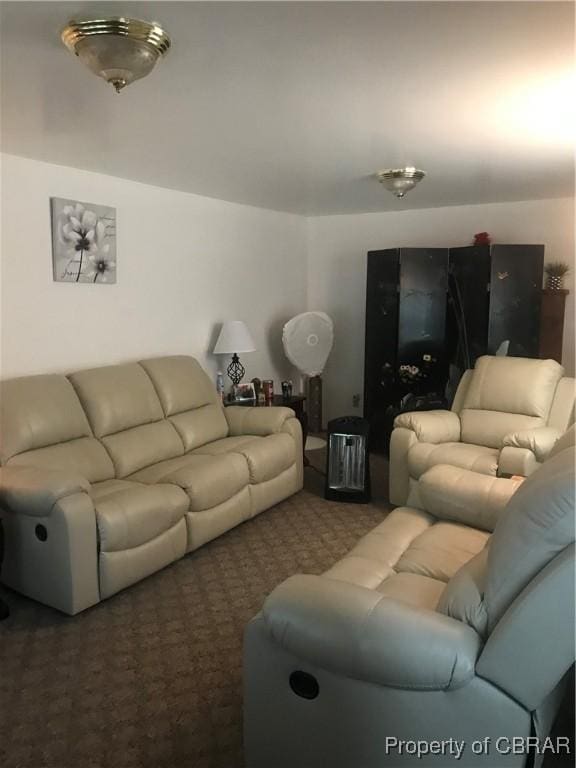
[51,198,117,283]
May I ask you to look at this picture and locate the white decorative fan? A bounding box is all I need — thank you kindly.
[283,312,334,447]
[282,311,334,377]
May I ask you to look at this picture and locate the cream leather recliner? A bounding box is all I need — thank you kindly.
[0,356,303,614]
[244,435,575,768]
[389,355,575,506]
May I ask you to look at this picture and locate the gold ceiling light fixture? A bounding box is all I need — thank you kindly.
[377,167,426,198]
[61,17,171,93]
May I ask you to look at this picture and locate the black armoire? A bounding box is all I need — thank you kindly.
[447,244,545,368]
[364,248,449,452]
[364,244,544,452]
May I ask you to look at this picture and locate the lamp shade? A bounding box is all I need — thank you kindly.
[213,321,256,354]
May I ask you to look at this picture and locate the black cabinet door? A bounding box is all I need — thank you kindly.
[398,248,449,392]
[364,248,448,452]
[488,245,544,357]
[364,249,399,448]
[447,246,491,369]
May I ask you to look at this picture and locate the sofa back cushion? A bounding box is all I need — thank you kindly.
[483,445,574,633]
[460,356,564,448]
[438,446,575,642]
[140,356,228,451]
[69,363,183,477]
[547,377,576,432]
[0,374,114,482]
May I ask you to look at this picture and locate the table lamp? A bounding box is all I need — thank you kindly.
[213,320,256,386]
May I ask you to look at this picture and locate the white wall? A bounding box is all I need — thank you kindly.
[2,156,572,424]
[307,198,575,421]
[0,154,307,387]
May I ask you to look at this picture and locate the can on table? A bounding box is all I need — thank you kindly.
[263,380,274,402]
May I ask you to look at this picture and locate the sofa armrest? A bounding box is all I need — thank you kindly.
[225,405,295,436]
[502,427,562,462]
[393,410,460,443]
[0,465,91,517]
[262,574,481,691]
[418,464,523,532]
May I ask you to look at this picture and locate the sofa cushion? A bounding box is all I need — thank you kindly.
[547,377,576,432]
[462,356,564,418]
[324,506,487,613]
[325,507,434,589]
[69,363,165,437]
[484,446,575,632]
[139,356,228,451]
[376,573,446,611]
[69,363,184,476]
[0,373,114,482]
[408,442,498,479]
[6,437,114,484]
[129,453,249,511]
[90,479,189,552]
[1,374,90,461]
[459,356,564,448]
[396,521,489,583]
[195,433,295,484]
[101,422,184,478]
[190,435,260,455]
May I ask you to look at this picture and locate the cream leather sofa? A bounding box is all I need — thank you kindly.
[244,435,575,768]
[0,356,303,614]
[390,355,575,506]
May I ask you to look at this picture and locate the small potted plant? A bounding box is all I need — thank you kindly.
[544,261,570,291]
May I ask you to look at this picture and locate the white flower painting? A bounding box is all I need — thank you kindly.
[51,198,117,284]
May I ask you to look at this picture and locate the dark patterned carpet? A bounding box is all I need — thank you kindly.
[0,451,389,768]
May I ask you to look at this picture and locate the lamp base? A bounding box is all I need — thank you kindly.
[227,353,245,386]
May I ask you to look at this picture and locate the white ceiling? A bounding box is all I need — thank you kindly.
[1,1,574,215]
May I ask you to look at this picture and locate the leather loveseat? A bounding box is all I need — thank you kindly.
[390,355,575,506]
[0,356,303,614]
[244,434,575,767]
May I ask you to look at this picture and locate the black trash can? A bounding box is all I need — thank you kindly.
[325,416,371,504]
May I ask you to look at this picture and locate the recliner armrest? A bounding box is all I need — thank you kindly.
[502,427,562,462]
[225,405,295,436]
[393,410,460,443]
[418,464,522,532]
[262,574,481,691]
[0,465,91,517]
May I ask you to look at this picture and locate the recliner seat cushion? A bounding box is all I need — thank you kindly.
[129,453,249,511]
[324,507,488,612]
[90,479,189,551]
[396,521,489,582]
[194,433,295,483]
[408,442,498,479]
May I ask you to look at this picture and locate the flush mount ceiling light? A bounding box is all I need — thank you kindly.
[377,167,426,198]
[61,17,171,93]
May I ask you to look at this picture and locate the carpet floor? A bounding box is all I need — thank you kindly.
[0,452,390,768]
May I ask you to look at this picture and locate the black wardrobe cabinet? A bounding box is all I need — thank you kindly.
[364,244,544,453]
[447,244,544,369]
[364,248,449,453]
